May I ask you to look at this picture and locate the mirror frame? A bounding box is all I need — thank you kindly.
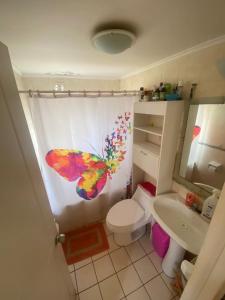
[173,96,225,198]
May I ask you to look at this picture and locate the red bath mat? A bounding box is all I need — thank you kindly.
[62,222,109,265]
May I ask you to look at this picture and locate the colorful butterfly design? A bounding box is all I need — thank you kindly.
[45,112,132,200]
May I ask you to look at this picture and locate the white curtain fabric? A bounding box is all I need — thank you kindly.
[28,96,135,232]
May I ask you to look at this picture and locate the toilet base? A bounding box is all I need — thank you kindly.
[113,225,146,246]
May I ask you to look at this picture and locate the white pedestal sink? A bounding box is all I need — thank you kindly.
[149,193,209,278]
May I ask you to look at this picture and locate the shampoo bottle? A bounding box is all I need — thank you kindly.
[201,189,220,220]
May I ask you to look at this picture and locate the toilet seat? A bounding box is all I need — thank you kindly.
[107,199,145,232]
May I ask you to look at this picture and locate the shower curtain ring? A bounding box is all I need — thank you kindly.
[68,90,71,97]
[37,90,40,97]
[83,90,87,97]
[28,89,32,97]
[111,90,114,96]
[53,91,56,98]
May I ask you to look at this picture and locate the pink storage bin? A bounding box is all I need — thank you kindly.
[152,223,170,258]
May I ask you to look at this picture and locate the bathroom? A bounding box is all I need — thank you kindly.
[0,1,225,300]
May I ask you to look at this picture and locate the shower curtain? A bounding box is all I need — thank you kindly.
[28,96,135,232]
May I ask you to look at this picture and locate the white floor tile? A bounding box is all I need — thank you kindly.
[68,264,74,272]
[92,250,108,261]
[76,263,97,292]
[79,284,102,300]
[117,265,142,296]
[108,235,120,253]
[134,256,158,283]
[99,274,124,300]
[94,255,115,281]
[148,252,162,273]
[139,235,154,254]
[161,272,177,296]
[126,242,145,262]
[70,272,77,291]
[74,257,92,270]
[145,275,173,300]
[110,248,132,271]
[126,287,150,300]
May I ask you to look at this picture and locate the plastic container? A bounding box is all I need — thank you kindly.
[152,223,170,258]
[201,189,220,220]
[139,181,156,196]
[165,93,181,100]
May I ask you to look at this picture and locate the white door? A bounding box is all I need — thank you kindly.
[0,43,74,299]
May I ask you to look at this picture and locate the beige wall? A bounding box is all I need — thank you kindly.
[21,76,120,91]
[15,41,225,97]
[120,41,225,99]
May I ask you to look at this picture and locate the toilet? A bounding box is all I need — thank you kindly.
[106,186,152,246]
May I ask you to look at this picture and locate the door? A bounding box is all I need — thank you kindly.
[0,43,74,299]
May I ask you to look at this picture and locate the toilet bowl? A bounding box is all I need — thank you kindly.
[106,186,152,246]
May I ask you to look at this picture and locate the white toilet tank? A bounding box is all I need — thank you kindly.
[132,186,153,219]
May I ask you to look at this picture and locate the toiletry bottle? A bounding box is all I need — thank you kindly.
[201,189,220,220]
[139,87,145,101]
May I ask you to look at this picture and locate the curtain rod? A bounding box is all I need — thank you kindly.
[19,89,141,98]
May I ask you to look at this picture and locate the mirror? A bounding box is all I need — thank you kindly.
[174,98,225,195]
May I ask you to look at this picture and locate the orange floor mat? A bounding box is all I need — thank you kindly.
[62,222,109,265]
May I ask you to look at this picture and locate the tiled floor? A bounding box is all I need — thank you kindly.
[68,223,179,300]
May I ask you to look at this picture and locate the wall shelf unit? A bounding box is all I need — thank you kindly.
[133,101,184,195]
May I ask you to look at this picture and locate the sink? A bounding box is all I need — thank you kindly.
[150,193,209,255]
[149,193,209,277]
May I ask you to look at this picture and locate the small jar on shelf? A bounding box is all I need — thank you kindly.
[139,87,152,102]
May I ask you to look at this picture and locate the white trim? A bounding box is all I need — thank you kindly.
[121,34,225,79]
[21,73,119,80]
[12,63,22,76]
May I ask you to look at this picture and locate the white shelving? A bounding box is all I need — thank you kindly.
[133,142,160,157]
[132,101,184,195]
[134,126,162,136]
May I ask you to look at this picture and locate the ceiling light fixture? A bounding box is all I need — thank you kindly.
[92,29,136,54]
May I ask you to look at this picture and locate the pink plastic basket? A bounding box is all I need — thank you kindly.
[152,223,170,258]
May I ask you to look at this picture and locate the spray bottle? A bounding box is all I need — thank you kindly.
[201,189,220,220]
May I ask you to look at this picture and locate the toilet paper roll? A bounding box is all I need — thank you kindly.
[208,165,216,172]
[208,161,222,172]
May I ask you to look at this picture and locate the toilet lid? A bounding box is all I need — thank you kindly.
[107,199,144,228]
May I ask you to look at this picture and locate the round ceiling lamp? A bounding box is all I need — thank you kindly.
[92,29,136,54]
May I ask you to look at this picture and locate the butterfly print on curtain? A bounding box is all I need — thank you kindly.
[46,112,132,200]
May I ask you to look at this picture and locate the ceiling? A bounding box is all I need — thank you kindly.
[0,0,225,79]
